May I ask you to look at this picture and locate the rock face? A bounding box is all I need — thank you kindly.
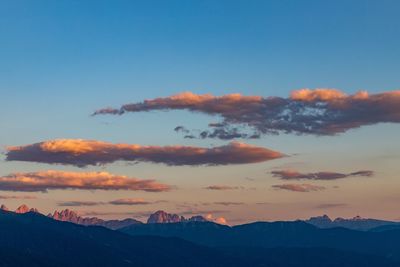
[49,209,142,230]
[147,210,208,224]
[147,210,185,224]
[15,204,38,214]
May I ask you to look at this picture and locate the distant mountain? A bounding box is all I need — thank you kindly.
[147,210,208,224]
[49,209,142,230]
[7,204,40,214]
[305,215,399,231]
[120,220,400,263]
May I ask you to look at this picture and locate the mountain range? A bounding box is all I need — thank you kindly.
[1,208,400,267]
[2,204,399,232]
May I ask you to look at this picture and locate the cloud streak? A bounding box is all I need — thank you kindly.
[272,183,325,192]
[109,198,152,205]
[93,90,400,138]
[0,195,37,200]
[0,170,170,192]
[271,170,373,180]
[6,139,284,167]
[204,185,242,190]
[58,201,104,207]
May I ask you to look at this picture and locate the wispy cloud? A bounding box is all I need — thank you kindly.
[109,198,153,205]
[58,201,104,207]
[213,202,244,206]
[0,170,170,192]
[272,183,325,192]
[0,195,37,200]
[271,170,373,180]
[6,139,284,167]
[204,185,242,190]
[93,90,400,138]
[315,203,348,209]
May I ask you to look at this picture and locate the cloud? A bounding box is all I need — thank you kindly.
[204,185,242,190]
[0,170,170,192]
[6,139,284,167]
[205,213,228,225]
[58,201,103,207]
[272,183,325,192]
[271,170,373,180]
[213,202,244,206]
[0,195,37,200]
[109,198,152,205]
[315,203,348,209]
[93,90,400,138]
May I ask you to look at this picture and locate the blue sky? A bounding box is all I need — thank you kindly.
[0,0,399,223]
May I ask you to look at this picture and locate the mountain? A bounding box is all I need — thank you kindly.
[49,209,142,230]
[305,215,399,231]
[0,209,397,267]
[120,220,400,263]
[147,210,208,223]
[0,209,251,267]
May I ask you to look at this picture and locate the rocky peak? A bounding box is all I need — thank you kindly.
[50,209,82,224]
[0,204,9,211]
[49,209,142,230]
[147,210,185,224]
[147,211,208,224]
[15,204,31,214]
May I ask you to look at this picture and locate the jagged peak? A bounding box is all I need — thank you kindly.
[0,204,9,211]
[147,210,207,224]
[15,204,30,214]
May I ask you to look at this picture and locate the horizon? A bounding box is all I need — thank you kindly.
[1,0,400,227]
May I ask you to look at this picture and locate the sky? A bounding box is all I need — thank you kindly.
[0,0,400,224]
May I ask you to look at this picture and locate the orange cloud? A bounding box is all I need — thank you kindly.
[271,170,373,180]
[272,183,325,192]
[290,88,347,101]
[94,90,400,138]
[205,213,228,225]
[6,139,284,167]
[0,170,170,192]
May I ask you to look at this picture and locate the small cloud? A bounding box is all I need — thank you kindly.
[109,198,152,205]
[0,195,37,200]
[204,185,241,190]
[271,170,373,180]
[272,183,325,192]
[58,201,103,207]
[213,202,244,206]
[315,203,348,209]
[205,213,228,225]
